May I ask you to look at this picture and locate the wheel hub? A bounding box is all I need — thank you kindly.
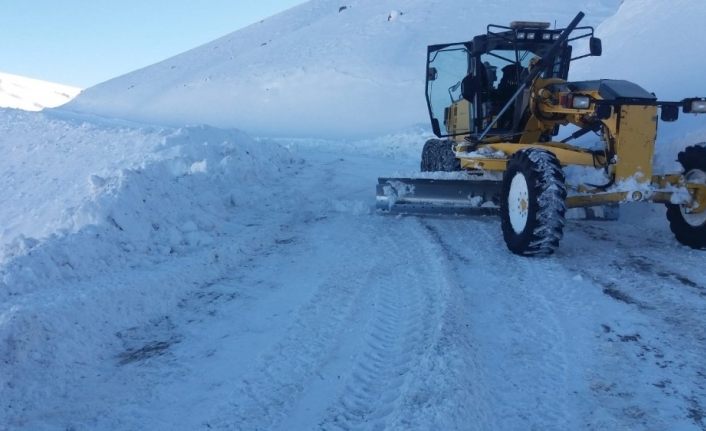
[509,173,529,234]
[682,169,706,227]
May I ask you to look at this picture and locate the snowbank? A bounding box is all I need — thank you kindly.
[0,110,164,247]
[0,112,287,292]
[0,111,295,426]
[65,0,618,139]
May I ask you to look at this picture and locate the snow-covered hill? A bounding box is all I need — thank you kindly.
[0,72,80,111]
[573,0,706,102]
[65,0,618,138]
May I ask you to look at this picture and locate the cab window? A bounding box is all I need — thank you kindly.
[426,45,473,136]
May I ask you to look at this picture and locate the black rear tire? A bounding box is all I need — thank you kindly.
[666,144,706,249]
[421,139,461,172]
[500,148,567,256]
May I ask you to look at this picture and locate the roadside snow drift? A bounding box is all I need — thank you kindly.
[0,110,284,254]
[65,0,617,138]
[0,111,295,428]
[0,72,80,111]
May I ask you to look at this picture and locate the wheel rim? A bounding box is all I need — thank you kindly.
[509,172,530,234]
[681,169,706,227]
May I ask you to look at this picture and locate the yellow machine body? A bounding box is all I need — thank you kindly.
[441,77,705,214]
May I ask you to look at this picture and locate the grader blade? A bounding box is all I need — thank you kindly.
[376,177,621,220]
[376,177,501,215]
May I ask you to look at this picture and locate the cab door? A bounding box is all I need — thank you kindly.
[426,43,474,137]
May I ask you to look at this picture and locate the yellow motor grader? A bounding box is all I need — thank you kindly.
[377,11,706,256]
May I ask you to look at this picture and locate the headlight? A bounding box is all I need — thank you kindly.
[526,32,536,40]
[552,33,561,40]
[542,33,552,41]
[516,32,526,39]
[689,99,706,113]
[560,94,591,110]
[572,95,591,109]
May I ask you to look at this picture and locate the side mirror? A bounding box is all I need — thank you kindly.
[427,67,438,81]
[590,37,602,57]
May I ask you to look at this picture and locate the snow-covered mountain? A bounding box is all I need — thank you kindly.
[0,72,80,111]
[66,0,618,138]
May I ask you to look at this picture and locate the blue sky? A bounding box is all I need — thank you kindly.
[0,1,305,88]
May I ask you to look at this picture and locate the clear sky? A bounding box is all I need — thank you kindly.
[0,1,305,88]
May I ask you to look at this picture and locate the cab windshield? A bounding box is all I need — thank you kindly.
[426,42,566,138]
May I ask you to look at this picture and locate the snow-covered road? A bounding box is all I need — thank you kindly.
[4,134,704,430]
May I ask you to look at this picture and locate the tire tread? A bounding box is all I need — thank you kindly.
[420,139,461,172]
[666,143,706,249]
[501,148,567,256]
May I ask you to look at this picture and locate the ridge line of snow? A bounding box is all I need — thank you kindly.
[0,71,81,111]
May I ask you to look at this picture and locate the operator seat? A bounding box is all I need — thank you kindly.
[495,64,526,130]
[461,61,493,131]
[497,64,523,100]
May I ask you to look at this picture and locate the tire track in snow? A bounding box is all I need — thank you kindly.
[318,218,441,430]
[419,216,574,429]
[391,217,499,430]
[207,217,390,431]
[477,219,578,428]
[335,216,498,430]
[222,280,363,429]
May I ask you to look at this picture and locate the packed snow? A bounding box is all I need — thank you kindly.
[3,0,706,430]
[0,72,80,111]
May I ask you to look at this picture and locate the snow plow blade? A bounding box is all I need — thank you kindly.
[376,177,502,215]
[376,177,621,220]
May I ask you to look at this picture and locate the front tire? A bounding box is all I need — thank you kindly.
[500,148,567,256]
[666,144,706,249]
[420,139,461,172]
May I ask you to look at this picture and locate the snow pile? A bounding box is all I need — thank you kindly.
[0,72,80,111]
[0,110,165,246]
[571,0,706,170]
[0,111,295,426]
[65,0,618,138]
[0,112,287,288]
